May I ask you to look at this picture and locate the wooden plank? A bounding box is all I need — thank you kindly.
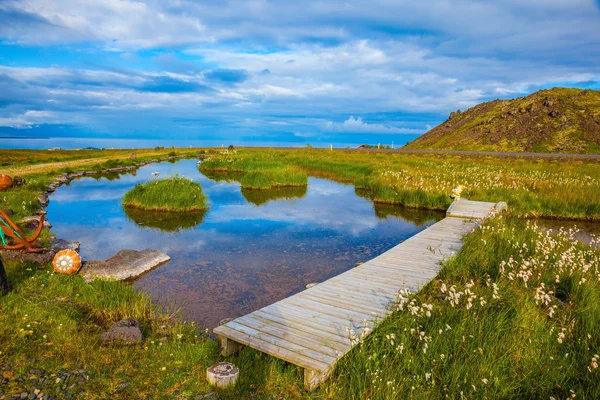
[261,301,375,332]
[306,284,394,307]
[251,309,352,347]
[214,325,330,372]
[234,315,346,356]
[283,296,378,323]
[225,321,337,365]
[297,290,389,317]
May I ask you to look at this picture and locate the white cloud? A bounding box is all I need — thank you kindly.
[0,110,59,128]
[325,116,422,134]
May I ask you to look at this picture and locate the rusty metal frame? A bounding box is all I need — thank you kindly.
[0,209,45,252]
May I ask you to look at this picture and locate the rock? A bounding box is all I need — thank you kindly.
[49,238,80,254]
[101,318,143,345]
[80,249,170,281]
[543,96,556,107]
[0,249,54,266]
[305,282,319,289]
[21,216,52,230]
[549,109,561,118]
[38,194,49,207]
[12,176,26,186]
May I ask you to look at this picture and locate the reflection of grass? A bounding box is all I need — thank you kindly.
[372,203,443,226]
[241,186,307,206]
[122,176,208,212]
[124,207,206,232]
[239,170,307,190]
[200,154,307,189]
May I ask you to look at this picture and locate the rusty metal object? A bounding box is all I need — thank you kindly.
[0,209,45,252]
[0,175,13,191]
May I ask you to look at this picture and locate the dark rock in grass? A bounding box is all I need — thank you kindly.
[12,176,26,187]
[0,249,54,266]
[48,238,80,254]
[101,318,143,345]
[80,249,170,281]
[549,109,561,118]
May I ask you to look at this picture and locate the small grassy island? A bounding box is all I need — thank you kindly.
[122,176,209,212]
[200,152,308,190]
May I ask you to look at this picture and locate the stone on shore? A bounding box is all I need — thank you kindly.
[101,318,143,345]
[80,249,170,281]
[21,216,53,230]
[49,238,80,253]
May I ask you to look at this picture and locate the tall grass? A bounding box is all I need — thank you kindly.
[328,215,600,399]
[122,176,208,212]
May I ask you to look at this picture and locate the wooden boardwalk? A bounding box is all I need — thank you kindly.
[213,198,506,390]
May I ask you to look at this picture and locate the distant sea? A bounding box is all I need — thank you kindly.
[0,136,418,150]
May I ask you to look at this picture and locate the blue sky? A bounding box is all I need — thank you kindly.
[1,0,599,145]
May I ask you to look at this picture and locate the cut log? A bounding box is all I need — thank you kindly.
[207,362,239,388]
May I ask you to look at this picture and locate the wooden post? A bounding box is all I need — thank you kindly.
[304,366,334,391]
[217,335,243,356]
[0,257,10,295]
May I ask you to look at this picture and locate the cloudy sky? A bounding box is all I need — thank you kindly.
[1,0,599,146]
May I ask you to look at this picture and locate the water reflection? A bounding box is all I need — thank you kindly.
[241,186,308,206]
[373,204,444,227]
[47,159,445,330]
[124,207,207,232]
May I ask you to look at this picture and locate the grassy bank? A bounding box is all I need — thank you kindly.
[202,148,600,220]
[122,176,208,213]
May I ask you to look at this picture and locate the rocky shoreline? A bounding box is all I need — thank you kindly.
[2,154,191,279]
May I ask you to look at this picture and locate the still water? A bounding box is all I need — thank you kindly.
[47,159,443,329]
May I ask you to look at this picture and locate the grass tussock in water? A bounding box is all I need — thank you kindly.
[329,215,600,399]
[200,151,308,190]
[122,176,208,212]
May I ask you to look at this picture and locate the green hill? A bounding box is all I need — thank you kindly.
[404,88,600,153]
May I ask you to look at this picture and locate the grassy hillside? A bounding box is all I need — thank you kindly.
[404,88,600,153]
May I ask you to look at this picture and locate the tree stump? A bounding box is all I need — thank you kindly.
[0,257,10,295]
[207,362,239,388]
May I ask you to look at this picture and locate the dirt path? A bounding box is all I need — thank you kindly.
[0,154,149,176]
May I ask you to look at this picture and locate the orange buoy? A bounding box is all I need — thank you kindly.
[0,175,12,191]
[53,249,82,275]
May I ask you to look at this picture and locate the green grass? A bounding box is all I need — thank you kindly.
[200,151,308,190]
[122,176,209,212]
[0,259,304,399]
